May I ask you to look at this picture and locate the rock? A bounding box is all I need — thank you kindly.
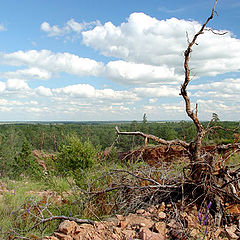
[122,229,136,238]
[116,214,125,221]
[189,229,199,238]
[225,224,239,239]
[157,212,166,220]
[58,220,78,235]
[120,219,129,230]
[167,219,181,229]
[124,213,154,229]
[54,232,73,240]
[139,228,165,240]
[159,202,165,212]
[149,207,155,213]
[213,228,224,239]
[142,211,152,217]
[136,209,145,214]
[182,212,198,228]
[113,227,122,235]
[154,222,167,235]
[94,222,106,230]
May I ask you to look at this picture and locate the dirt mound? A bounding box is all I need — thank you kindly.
[119,144,240,166]
[119,145,189,165]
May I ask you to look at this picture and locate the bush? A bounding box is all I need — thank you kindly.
[55,135,98,178]
[10,141,43,180]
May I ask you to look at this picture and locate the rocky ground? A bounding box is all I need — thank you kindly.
[43,202,240,240]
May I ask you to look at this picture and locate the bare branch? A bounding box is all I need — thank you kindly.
[115,126,189,148]
[181,0,218,130]
[30,216,94,230]
[205,28,228,35]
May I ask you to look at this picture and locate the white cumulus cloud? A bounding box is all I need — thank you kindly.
[2,67,52,80]
[0,50,104,77]
[82,12,240,77]
[41,19,101,37]
[35,86,52,96]
[6,79,30,91]
[104,61,182,85]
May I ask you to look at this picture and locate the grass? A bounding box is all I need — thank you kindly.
[0,176,77,239]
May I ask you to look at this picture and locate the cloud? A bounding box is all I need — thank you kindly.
[66,19,101,33]
[104,60,182,85]
[2,67,51,80]
[149,98,158,103]
[0,23,6,31]
[0,50,104,77]
[41,19,101,37]
[53,83,140,102]
[6,79,30,91]
[133,86,179,97]
[82,12,240,77]
[41,22,70,37]
[35,86,52,97]
[189,78,240,101]
[158,7,185,14]
[0,81,6,92]
[53,84,96,98]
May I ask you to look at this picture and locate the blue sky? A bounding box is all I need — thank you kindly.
[0,0,240,121]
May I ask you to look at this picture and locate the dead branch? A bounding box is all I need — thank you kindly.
[30,216,94,230]
[180,0,219,161]
[115,126,189,148]
[205,28,228,35]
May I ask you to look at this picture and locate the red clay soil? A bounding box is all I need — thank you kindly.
[118,144,240,166]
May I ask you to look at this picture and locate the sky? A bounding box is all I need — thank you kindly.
[0,0,240,121]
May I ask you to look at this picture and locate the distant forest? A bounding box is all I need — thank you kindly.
[0,120,239,154]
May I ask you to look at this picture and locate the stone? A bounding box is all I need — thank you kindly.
[182,212,198,228]
[54,232,73,240]
[116,214,125,221]
[149,207,155,213]
[136,209,145,214]
[189,229,199,238]
[159,202,165,212]
[167,219,181,229]
[113,227,122,235]
[139,228,165,240]
[58,220,78,235]
[142,211,152,217]
[154,222,167,235]
[213,228,224,239]
[94,222,106,230]
[125,213,154,229]
[225,224,239,239]
[122,229,136,238]
[157,212,166,220]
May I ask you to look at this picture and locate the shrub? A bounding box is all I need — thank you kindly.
[10,141,43,180]
[55,135,98,178]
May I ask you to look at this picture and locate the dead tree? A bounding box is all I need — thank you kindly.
[115,0,240,224]
[116,0,218,172]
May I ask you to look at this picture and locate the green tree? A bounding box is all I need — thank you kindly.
[56,135,98,177]
[212,112,220,122]
[141,113,148,133]
[12,140,42,179]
